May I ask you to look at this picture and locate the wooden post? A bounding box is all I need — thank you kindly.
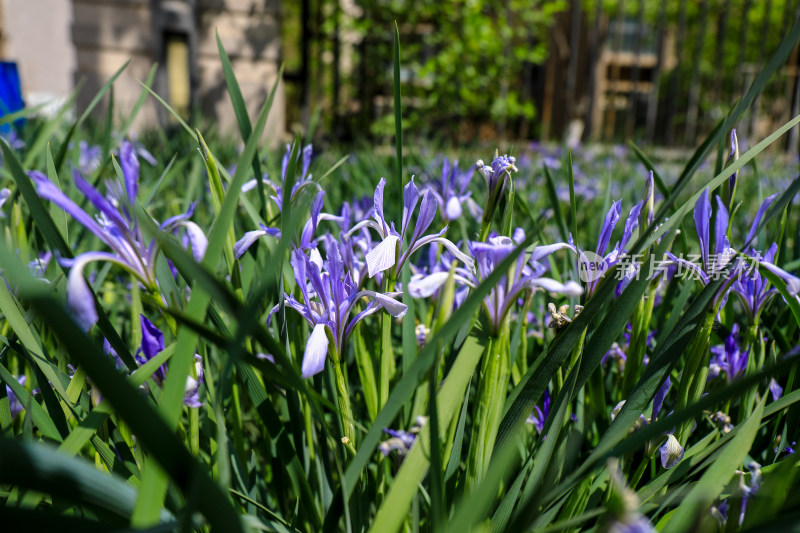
[0,0,5,58]
[749,0,773,139]
[604,0,626,141]
[625,0,645,140]
[541,30,557,141]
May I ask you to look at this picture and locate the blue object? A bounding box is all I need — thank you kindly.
[0,61,25,134]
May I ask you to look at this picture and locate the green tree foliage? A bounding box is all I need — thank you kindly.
[354,0,567,140]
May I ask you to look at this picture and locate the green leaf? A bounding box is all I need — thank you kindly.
[662,394,766,533]
[120,63,159,136]
[53,60,130,171]
[542,164,569,244]
[0,257,245,531]
[0,138,137,370]
[132,64,282,527]
[369,334,486,533]
[0,439,174,524]
[217,30,267,221]
[340,228,541,506]
[0,360,62,442]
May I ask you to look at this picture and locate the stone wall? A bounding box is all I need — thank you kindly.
[1,0,74,113]
[71,0,284,141]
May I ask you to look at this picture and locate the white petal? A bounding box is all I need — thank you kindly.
[529,242,576,262]
[180,221,208,262]
[233,229,268,259]
[408,272,450,298]
[309,248,324,270]
[366,291,408,318]
[366,235,399,278]
[301,324,329,378]
[660,434,684,469]
[445,196,462,220]
[531,278,584,297]
[434,238,476,273]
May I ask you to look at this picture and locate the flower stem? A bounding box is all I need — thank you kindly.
[466,324,511,489]
[330,342,357,457]
[676,308,716,444]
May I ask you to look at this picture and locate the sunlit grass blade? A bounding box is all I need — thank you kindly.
[370,334,486,533]
[217,30,267,221]
[53,61,130,171]
[132,67,281,526]
[120,63,158,136]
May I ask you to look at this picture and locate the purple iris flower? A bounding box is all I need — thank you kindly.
[769,378,783,401]
[28,251,52,278]
[5,375,26,418]
[668,190,800,316]
[136,315,204,408]
[234,189,342,258]
[141,319,202,407]
[241,143,314,212]
[379,416,427,456]
[602,323,657,369]
[379,428,417,456]
[526,389,551,434]
[709,324,749,384]
[77,140,102,175]
[105,315,203,406]
[715,462,761,527]
[580,192,643,297]
[660,434,685,469]
[722,129,739,208]
[475,154,517,199]
[0,131,25,162]
[757,260,800,307]
[731,242,780,325]
[276,239,407,378]
[346,177,474,278]
[651,376,671,422]
[426,158,476,222]
[608,516,657,533]
[30,141,207,330]
[664,188,737,307]
[474,153,518,224]
[409,228,582,335]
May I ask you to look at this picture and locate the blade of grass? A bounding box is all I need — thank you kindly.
[132,71,282,526]
[120,63,159,136]
[1,138,136,370]
[662,395,766,533]
[217,31,267,222]
[53,61,130,171]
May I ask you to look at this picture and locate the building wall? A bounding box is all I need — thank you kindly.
[1,0,75,113]
[71,0,284,141]
[1,0,284,141]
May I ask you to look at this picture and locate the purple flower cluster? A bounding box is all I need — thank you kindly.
[31,140,207,330]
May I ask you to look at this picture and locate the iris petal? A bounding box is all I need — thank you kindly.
[66,265,98,331]
[302,324,329,378]
[694,188,711,270]
[366,235,399,277]
[233,229,269,259]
